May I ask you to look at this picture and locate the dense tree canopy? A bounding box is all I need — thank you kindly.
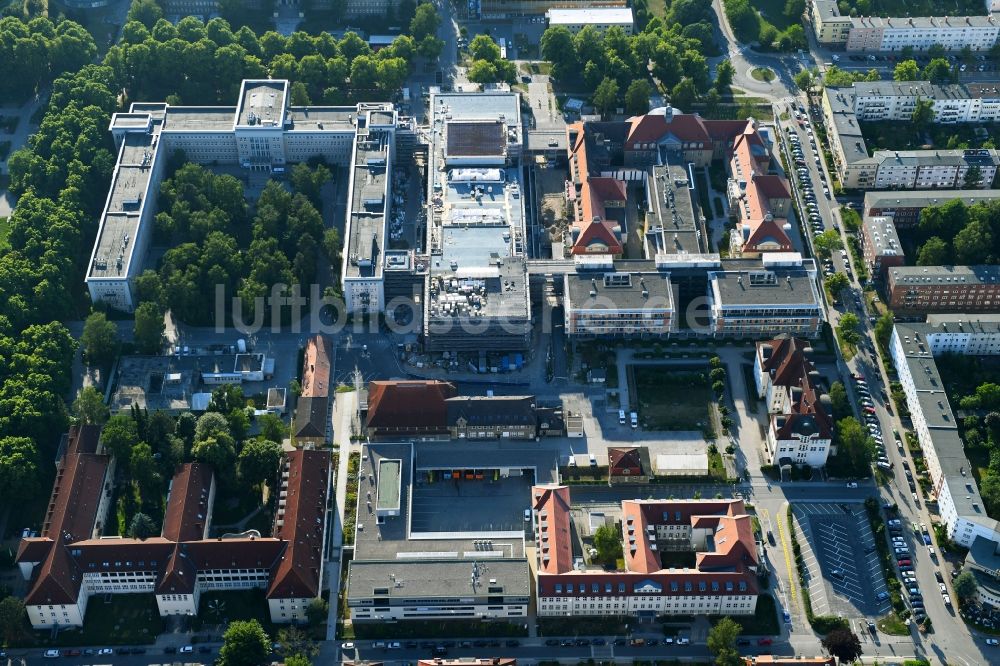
[915,199,1000,265]
[219,619,272,666]
[0,17,97,101]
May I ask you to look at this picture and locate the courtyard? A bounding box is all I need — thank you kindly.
[631,365,715,435]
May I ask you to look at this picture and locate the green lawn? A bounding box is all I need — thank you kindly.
[633,366,713,432]
[878,611,911,635]
[711,593,780,635]
[193,589,276,635]
[18,594,164,647]
[755,0,799,31]
[751,67,776,82]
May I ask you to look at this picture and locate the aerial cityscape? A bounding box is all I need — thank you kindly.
[2,0,1000,663]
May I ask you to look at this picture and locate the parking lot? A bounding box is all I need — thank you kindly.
[410,474,534,533]
[793,502,891,618]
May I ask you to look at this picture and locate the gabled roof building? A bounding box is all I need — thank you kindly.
[531,487,759,618]
[17,429,330,629]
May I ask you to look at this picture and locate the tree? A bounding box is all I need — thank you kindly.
[467,59,498,84]
[917,236,950,266]
[707,617,741,666]
[715,60,735,93]
[821,628,862,663]
[540,26,576,80]
[953,570,978,601]
[835,417,876,474]
[874,311,894,351]
[670,77,698,112]
[101,413,140,461]
[210,384,246,414]
[593,77,619,119]
[964,164,984,189]
[409,2,440,42]
[196,411,231,441]
[592,523,623,565]
[238,439,283,487]
[893,59,920,82]
[134,302,165,354]
[0,436,40,504]
[793,69,814,92]
[813,229,844,259]
[829,381,849,420]
[954,219,993,264]
[911,97,935,128]
[258,413,288,443]
[127,0,163,28]
[0,596,26,643]
[73,386,110,425]
[305,597,328,627]
[192,433,237,477]
[277,626,318,661]
[130,442,161,496]
[219,619,271,666]
[469,34,500,62]
[129,511,157,540]
[81,311,119,366]
[922,58,952,84]
[624,79,652,116]
[825,272,849,296]
[284,656,311,666]
[837,312,861,347]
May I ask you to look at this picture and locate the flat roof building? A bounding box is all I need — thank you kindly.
[887,265,1000,314]
[890,315,1000,550]
[864,189,1000,227]
[423,91,531,351]
[545,7,634,33]
[860,215,905,281]
[810,0,1000,52]
[564,264,675,337]
[89,80,400,312]
[346,442,533,623]
[707,255,823,338]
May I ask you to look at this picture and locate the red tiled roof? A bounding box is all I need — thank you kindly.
[743,218,793,253]
[300,334,332,398]
[537,569,758,597]
[608,447,643,476]
[16,538,53,564]
[626,113,711,146]
[572,219,623,255]
[754,174,791,200]
[589,177,626,202]
[532,485,573,575]
[267,449,331,600]
[759,336,814,385]
[366,380,457,431]
[161,464,213,543]
[534,490,759,599]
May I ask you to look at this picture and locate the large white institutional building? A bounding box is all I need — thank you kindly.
[86,79,402,312]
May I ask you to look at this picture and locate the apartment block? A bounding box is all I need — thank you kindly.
[822,84,1000,189]
[889,315,1000,548]
[532,487,760,619]
[887,265,1000,314]
[810,0,1000,51]
[860,215,905,280]
[849,81,1000,124]
[864,189,1000,227]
